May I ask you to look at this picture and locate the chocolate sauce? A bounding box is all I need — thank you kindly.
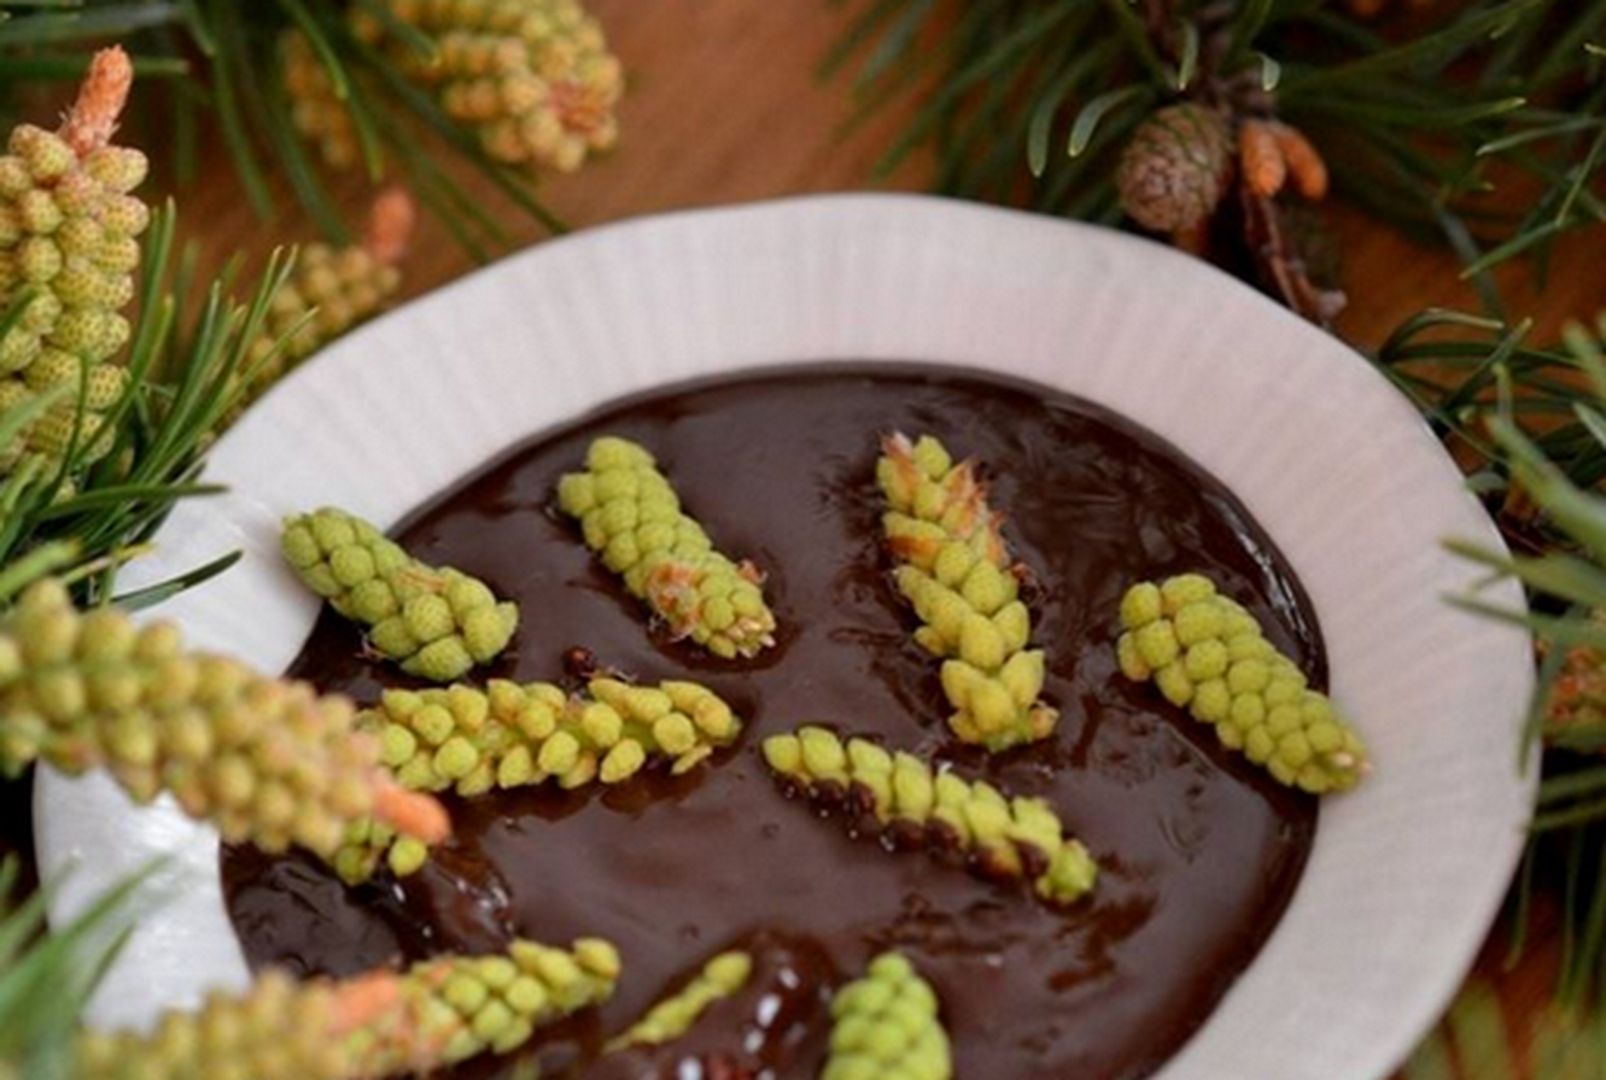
[222,366,1322,1079]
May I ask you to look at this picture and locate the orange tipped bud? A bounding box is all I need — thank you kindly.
[1271,122,1329,200]
[364,187,416,265]
[1239,121,1287,199]
[329,971,403,1035]
[60,47,134,158]
[372,781,452,844]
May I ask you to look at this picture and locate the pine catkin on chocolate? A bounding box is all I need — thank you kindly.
[0,579,448,860]
[374,675,741,793]
[556,435,777,660]
[762,726,1097,905]
[73,935,621,1079]
[822,952,951,1080]
[1116,573,1368,793]
[332,673,741,882]
[877,432,1056,751]
[282,506,518,682]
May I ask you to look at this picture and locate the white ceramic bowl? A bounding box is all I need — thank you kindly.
[35,194,1534,1079]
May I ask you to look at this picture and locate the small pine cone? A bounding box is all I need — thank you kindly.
[556,436,777,660]
[822,953,951,1080]
[607,950,753,1051]
[73,936,621,1079]
[878,433,1055,751]
[1117,103,1233,234]
[0,579,448,859]
[281,30,363,170]
[228,191,412,426]
[281,506,519,682]
[332,674,741,882]
[0,49,148,479]
[762,727,1097,905]
[1116,574,1369,793]
[368,0,622,173]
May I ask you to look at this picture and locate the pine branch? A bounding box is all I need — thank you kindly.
[0,0,625,255]
[828,0,1606,320]
[1433,311,1606,1018]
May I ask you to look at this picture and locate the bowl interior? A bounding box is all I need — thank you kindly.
[34,194,1533,1080]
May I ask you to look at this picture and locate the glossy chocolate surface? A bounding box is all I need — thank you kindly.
[223,366,1322,1079]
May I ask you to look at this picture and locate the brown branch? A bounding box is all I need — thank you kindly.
[1239,187,1347,326]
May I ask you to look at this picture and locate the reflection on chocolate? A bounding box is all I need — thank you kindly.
[222,366,1322,1079]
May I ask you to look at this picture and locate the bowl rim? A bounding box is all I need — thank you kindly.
[34,192,1535,1079]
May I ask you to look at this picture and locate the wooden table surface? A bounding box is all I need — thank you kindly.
[149,2,1606,1076]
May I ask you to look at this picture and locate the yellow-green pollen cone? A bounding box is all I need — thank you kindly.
[74,970,363,1080]
[762,727,1097,905]
[823,952,952,1080]
[556,436,777,659]
[223,189,412,428]
[282,28,362,169]
[1116,573,1369,793]
[282,506,518,682]
[0,48,148,480]
[347,0,623,174]
[606,949,752,1051]
[877,432,1056,751]
[333,674,741,883]
[0,579,449,861]
[73,936,620,1079]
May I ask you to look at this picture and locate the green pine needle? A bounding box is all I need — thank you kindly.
[828,0,1604,281]
[0,0,574,252]
[0,857,161,1080]
[1436,313,1606,1018]
[0,201,297,608]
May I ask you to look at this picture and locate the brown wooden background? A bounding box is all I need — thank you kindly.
[80,1,1606,1075]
